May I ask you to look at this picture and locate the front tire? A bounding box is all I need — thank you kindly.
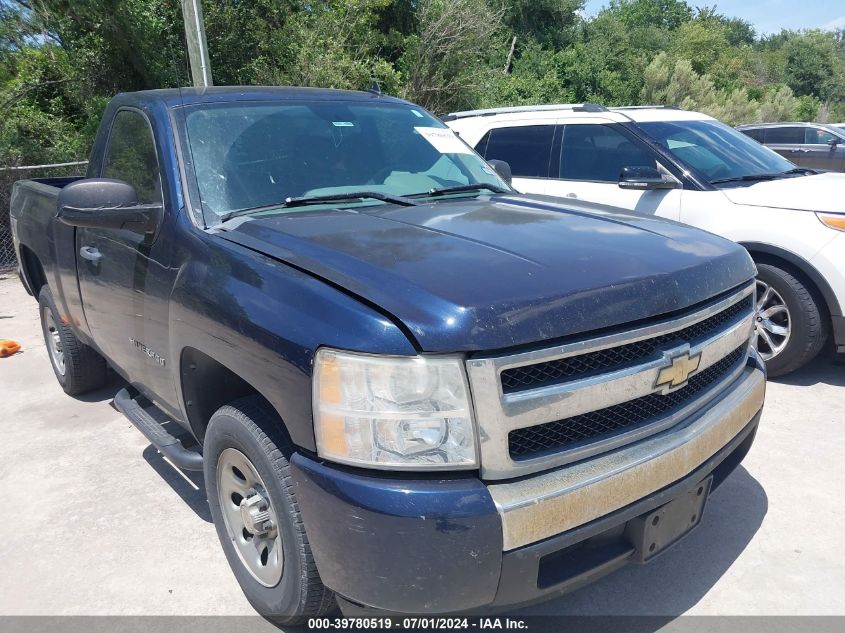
[204,396,335,624]
[754,263,828,377]
[38,286,107,395]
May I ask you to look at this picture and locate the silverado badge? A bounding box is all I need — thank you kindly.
[655,348,702,393]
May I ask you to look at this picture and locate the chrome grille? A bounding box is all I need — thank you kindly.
[465,283,756,480]
[501,296,753,394]
[509,344,747,458]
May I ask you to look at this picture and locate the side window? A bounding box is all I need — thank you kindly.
[805,128,839,145]
[741,128,765,142]
[474,130,491,157]
[102,110,162,204]
[559,124,657,182]
[483,125,554,178]
[764,127,804,144]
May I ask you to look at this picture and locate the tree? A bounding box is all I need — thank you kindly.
[501,0,583,49]
[782,32,842,101]
[605,0,692,31]
[401,0,502,113]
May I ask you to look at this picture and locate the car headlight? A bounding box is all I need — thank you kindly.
[312,348,477,470]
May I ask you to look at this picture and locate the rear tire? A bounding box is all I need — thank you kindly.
[754,263,828,377]
[38,286,107,395]
[204,395,336,624]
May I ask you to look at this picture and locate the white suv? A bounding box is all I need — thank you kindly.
[446,104,845,375]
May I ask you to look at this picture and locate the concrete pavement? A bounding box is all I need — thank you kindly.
[1,273,843,618]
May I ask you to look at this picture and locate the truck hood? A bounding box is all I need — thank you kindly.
[719,172,845,212]
[218,195,755,353]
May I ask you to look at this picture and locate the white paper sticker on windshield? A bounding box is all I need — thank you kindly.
[332,121,355,127]
[415,127,472,154]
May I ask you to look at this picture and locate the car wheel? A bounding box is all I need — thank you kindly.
[38,286,108,395]
[204,395,335,624]
[754,263,828,377]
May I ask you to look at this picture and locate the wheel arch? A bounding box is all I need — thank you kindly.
[741,242,840,318]
[18,244,47,297]
[179,347,290,446]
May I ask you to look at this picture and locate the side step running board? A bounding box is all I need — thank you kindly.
[114,388,204,471]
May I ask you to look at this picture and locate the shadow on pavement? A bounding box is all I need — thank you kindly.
[519,465,767,624]
[769,351,845,388]
[74,372,126,403]
[142,444,211,522]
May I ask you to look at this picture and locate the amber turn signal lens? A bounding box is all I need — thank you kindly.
[817,213,845,232]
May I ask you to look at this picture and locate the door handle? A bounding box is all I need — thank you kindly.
[80,246,103,263]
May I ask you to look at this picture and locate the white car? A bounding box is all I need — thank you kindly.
[446,104,845,375]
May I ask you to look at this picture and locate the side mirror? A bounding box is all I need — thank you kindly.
[487,159,512,185]
[618,166,678,191]
[57,178,161,234]
[827,137,840,147]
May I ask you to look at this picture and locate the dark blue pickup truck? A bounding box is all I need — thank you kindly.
[10,87,765,621]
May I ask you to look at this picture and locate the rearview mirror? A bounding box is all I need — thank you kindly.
[618,166,678,191]
[487,159,512,185]
[57,178,161,234]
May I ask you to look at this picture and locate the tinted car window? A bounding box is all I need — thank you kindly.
[102,110,162,204]
[805,128,840,145]
[559,124,656,182]
[740,128,765,142]
[764,127,805,144]
[482,125,554,178]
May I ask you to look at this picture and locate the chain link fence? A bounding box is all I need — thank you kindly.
[1,162,88,272]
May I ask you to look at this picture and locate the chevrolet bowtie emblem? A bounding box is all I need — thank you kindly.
[655,349,702,392]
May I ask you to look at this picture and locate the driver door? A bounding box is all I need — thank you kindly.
[799,127,845,172]
[76,108,172,398]
[544,121,682,221]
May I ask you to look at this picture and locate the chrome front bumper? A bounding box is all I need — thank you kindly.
[487,360,766,551]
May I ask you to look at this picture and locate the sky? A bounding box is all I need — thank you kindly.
[582,0,845,35]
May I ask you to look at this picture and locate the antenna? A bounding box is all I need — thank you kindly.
[368,80,382,96]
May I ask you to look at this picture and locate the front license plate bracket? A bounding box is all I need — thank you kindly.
[624,475,713,563]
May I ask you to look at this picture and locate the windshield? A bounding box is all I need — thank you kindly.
[637,119,797,184]
[181,101,508,223]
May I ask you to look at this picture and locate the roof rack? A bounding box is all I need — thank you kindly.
[442,103,608,121]
[611,105,680,110]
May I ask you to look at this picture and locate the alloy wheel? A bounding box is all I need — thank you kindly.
[755,279,791,361]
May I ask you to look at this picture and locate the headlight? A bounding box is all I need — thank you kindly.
[817,213,845,232]
[312,348,477,470]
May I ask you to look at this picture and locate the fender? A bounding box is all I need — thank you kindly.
[740,241,841,317]
[167,228,418,450]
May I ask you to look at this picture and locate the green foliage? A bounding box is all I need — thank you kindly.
[2,0,845,171]
[641,53,809,125]
[400,0,502,113]
[781,31,843,102]
[501,0,582,48]
[605,0,692,31]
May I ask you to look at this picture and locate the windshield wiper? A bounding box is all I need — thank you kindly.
[406,183,510,198]
[711,167,815,185]
[218,191,418,223]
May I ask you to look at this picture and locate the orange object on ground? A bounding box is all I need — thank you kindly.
[0,340,21,357]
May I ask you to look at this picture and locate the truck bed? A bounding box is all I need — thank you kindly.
[10,176,86,329]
